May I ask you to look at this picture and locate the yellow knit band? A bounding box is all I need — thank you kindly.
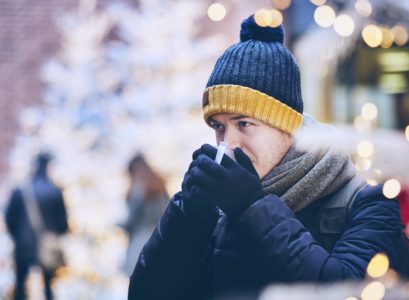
[203,84,303,135]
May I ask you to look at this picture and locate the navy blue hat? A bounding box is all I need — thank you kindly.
[203,15,303,134]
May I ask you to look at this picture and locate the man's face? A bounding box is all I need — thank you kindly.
[208,113,293,178]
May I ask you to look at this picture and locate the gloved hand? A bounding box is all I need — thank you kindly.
[181,147,218,221]
[189,144,264,218]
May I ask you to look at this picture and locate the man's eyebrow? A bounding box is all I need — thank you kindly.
[229,115,248,120]
[208,115,249,123]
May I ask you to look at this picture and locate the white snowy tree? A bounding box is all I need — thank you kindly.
[4,0,227,298]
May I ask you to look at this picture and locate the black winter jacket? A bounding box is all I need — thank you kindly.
[128,184,402,299]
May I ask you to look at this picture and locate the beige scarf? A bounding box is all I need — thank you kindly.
[261,114,356,212]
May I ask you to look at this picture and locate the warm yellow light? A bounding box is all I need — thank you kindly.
[377,52,409,72]
[334,14,355,37]
[272,0,292,10]
[380,27,394,49]
[367,179,378,186]
[354,115,371,131]
[367,169,382,186]
[361,281,385,300]
[310,0,326,5]
[383,179,401,199]
[357,140,374,158]
[379,73,407,94]
[207,3,226,22]
[361,102,378,120]
[55,266,70,278]
[367,253,390,278]
[362,25,383,48]
[355,0,372,17]
[405,125,409,141]
[314,5,336,28]
[255,9,273,27]
[391,26,408,46]
[367,178,379,186]
[354,157,372,172]
[269,9,283,28]
[255,9,282,28]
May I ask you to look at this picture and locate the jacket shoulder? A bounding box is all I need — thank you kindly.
[352,184,398,207]
[349,184,401,228]
[355,184,384,200]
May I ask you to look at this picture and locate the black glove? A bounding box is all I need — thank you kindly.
[189,144,264,218]
[181,147,218,221]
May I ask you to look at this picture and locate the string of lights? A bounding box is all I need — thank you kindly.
[206,0,409,48]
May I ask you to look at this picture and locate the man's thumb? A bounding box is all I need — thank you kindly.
[233,148,259,177]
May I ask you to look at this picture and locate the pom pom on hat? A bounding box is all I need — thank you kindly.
[240,15,284,43]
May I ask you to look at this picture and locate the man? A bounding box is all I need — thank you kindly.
[5,153,68,300]
[128,15,402,299]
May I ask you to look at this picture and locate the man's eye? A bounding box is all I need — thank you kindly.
[210,123,224,131]
[238,121,251,128]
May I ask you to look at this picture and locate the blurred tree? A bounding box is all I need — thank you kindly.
[6,0,225,298]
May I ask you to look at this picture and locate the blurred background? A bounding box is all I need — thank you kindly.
[0,0,409,299]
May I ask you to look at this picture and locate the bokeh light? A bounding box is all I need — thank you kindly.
[255,9,273,27]
[405,125,409,141]
[272,0,292,10]
[345,297,358,300]
[362,25,383,48]
[391,25,408,46]
[254,9,283,28]
[269,9,283,28]
[383,179,401,199]
[367,253,390,278]
[357,140,374,158]
[314,5,336,28]
[366,169,383,186]
[361,102,378,120]
[354,115,371,131]
[355,0,372,17]
[354,157,372,172]
[207,3,226,22]
[333,14,355,37]
[367,179,378,186]
[361,281,385,300]
[310,0,326,6]
[379,73,407,93]
[380,27,394,49]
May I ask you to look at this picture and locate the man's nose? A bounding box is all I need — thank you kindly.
[223,128,241,149]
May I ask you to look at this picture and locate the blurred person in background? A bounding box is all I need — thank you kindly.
[128,15,407,299]
[5,153,68,300]
[121,154,168,276]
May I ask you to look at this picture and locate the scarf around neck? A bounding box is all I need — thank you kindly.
[261,114,356,212]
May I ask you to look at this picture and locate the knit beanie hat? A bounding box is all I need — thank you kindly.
[203,15,303,135]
